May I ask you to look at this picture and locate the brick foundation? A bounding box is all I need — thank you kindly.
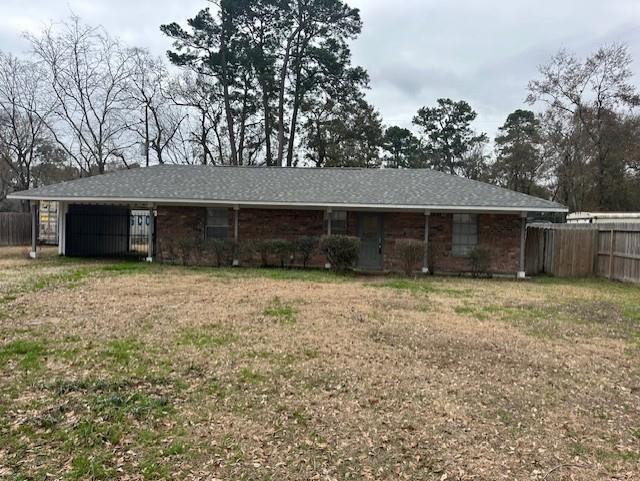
[156,206,522,275]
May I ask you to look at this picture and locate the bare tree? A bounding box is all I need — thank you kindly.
[167,72,226,165]
[527,44,640,209]
[128,48,187,166]
[0,52,52,209]
[28,17,136,175]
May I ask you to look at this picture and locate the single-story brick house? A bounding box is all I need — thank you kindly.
[8,165,566,276]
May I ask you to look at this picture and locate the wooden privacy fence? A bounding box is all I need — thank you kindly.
[596,226,640,283]
[526,223,640,283]
[0,212,31,246]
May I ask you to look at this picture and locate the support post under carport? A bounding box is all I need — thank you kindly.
[422,211,430,274]
[30,201,38,259]
[146,205,155,262]
[517,212,527,279]
[233,206,240,266]
[324,208,332,269]
[57,202,67,256]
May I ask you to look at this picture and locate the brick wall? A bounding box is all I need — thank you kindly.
[156,206,207,263]
[429,213,521,274]
[156,206,522,274]
[238,208,325,240]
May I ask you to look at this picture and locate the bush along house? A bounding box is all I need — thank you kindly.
[8,165,567,277]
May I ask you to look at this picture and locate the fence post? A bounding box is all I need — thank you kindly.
[608,229,615,280]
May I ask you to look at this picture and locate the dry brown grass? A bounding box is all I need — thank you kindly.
[0,247,639,480]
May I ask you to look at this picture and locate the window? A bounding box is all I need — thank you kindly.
[324,210,347,235]
[206,208,229,239]
[452,214,478,256]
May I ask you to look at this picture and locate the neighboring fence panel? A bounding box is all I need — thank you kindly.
[0,212,31,246]
[596,226,640,283]
[527,223,640,283]
[524,227,544,275]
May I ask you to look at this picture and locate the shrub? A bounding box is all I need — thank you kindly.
[319,235,360,272]
[253,240,273,267]
[395,239,425,276]
[237,240,256,266]
[253,239,294,268]
[294,236,319,268]
[161,241,180,265]
[203,239,236,267]
[270,239,294,268]
[469,246,492,278]
[177,238,201,265]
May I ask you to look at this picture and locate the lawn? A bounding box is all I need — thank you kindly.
[0,246,639,480]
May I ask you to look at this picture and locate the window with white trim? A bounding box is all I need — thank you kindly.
[206,208,229,239]
[452,214,478,256]
[324,210,347,235]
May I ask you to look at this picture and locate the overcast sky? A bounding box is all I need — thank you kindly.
[1,0,639,138]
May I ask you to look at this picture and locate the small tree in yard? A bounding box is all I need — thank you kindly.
[395,239,425,276]
[469,246,492,278]
[294,237,319,268]
[320,235,360,272]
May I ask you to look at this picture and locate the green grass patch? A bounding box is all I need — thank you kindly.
[370,277,474,299]
[91,391,173,422]
[238,367,264,384]
[369,278,435,295]
[73,418,124,447]
[165,439,188,456]
[68,453,115,481]
[100,262,154,274]
[30,268,91,292]
[263,297,298,325]
[102,339,141,365]
[178,324,237,348]
[209,267,348,283]
[454,305,488,320]
[0,339,47,371]
[140,457,170,480]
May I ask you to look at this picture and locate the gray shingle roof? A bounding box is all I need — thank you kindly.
[8,165,566,212]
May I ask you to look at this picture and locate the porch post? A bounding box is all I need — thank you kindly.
[233,206,240,266]
[325,208,332,269]
[517,212,527,279]
[146,205,155,262]
[57,202,67,256]
[422,211,430,274]
[30,201,38,259]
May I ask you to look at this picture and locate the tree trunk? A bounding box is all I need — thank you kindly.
[219,8,238,166]
[276,27,302,166]
[286,35,308,167]
[237,78,250,166]
[144,104,150,167]
[261,80,273,166]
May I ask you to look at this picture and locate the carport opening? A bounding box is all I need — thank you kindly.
[65,204,154,259]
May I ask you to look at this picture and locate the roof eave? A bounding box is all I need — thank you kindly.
[6,193,569,214]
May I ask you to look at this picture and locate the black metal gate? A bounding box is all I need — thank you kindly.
[66,205,153,258]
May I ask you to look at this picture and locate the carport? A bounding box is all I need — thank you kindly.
[31,201,155,261]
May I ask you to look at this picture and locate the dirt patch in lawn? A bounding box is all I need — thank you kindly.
[0,251,639,480]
